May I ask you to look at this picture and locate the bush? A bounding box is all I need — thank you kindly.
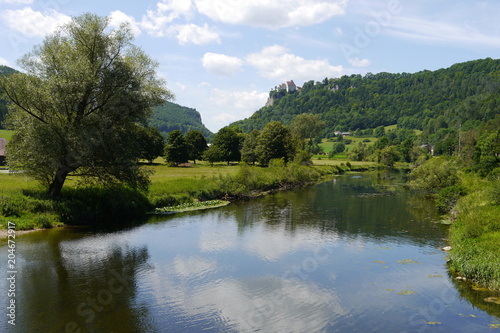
[435,185,467,214]
[57,186,151,225]
[409,157,460,192]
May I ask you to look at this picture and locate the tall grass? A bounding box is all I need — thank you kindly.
[448,176,500,290]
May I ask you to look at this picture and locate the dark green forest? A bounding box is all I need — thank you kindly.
[150,102,213,139]
[0,65,18,128]
[232,58,500,139]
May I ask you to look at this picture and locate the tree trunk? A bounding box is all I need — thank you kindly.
[48,167,69,198]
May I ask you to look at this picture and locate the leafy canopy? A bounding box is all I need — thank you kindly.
[0,13,171,197]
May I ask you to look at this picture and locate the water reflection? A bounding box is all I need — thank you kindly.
[2,172,500,332]
[2,229,153,333]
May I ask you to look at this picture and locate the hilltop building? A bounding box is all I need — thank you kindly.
[274,80,300,93]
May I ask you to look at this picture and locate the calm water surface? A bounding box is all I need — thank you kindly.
[1,171,499,332]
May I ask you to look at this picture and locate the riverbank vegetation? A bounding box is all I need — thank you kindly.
[407,115,500,290]
[0,160,349,230]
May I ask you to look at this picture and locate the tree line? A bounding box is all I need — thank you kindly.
[232,58,500,144]
[162,113,324,167]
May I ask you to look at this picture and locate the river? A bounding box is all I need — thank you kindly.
[1,171,499,332]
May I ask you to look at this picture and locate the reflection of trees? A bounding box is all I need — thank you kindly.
[15,230,154,333]
[450,273,500,320]
[229,171,446,246]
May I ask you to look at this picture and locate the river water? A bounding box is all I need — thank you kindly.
[1,171,499,332]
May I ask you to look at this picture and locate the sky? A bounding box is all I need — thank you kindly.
[1,0,500,132]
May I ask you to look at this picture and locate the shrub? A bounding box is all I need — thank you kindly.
[435,185,467,214]
[409,157,460,192]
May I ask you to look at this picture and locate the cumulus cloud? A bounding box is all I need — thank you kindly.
[349,57,371,67]
[109,10,142,37]
[207,88,268,127]
[141,0,194,36]
[170,23,220,45]
[202,53,243,76]
[246,45,343,81]
[194,0,348,29]
[210,88,268,110]
[0,57,10,66]
[1,7,71,37]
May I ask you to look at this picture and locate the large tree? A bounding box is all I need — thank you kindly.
[0,13,170,197]
[136,126,165,164]
[256,121,295,166]
[164,130,188,166]
[184,130,207,164]
[212,126,242,165]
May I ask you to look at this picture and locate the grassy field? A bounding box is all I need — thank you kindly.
[0,129,14,142]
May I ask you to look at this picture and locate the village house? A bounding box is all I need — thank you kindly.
[0,138,6,165]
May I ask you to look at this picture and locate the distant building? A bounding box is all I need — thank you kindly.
[285,80,297,92]
[274,80,301,93]
[334,131,351,137]
[419,144,434,156]
[0,138,6,165]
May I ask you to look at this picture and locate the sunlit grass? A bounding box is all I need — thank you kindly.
[0,129,14,142]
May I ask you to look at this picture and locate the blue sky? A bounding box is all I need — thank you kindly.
[1,0,500,132]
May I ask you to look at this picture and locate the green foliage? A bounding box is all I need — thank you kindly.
[232,58,500,140]
[184,130,208,164]
[332,142,345,157]
[0,13,170,197]
[255,121,296,166]
[448,180,500,289]
[290,113,324,154]
[164,130,188,166]
[149,101,213,139]
[409,157,460,192]
[435,185,467,214]
[378,146,401,168]
[212,126,242,164]
[240,129,260,165]
[136,126,165,163]
[0,65,18,129]
[202,145,223,166]
[57,186,151,225]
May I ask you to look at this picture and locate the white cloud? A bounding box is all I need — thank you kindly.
[109,10,141,37]
[210,88,268,110]
[0,57,10,66]
[202,53,243,76]
[0,0,33,3]
[1,7,71,37]
[175,82,187,92]
[141,0,194,37]
[349,57,371,67]
[170,23,220,45]
[387,15,500,48]
[246,45,343,81]
[194,0,348,29]
[208,88,268,127]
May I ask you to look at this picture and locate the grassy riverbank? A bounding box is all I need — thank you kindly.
[409,157,500,290]
[0,160,361,230]
[446,174,500,290]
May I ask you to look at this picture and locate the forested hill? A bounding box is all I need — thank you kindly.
[231,58,500,137]
[149,102,213,138]
[0,65,18,129]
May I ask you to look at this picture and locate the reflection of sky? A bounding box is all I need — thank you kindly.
[143,257,346,333]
